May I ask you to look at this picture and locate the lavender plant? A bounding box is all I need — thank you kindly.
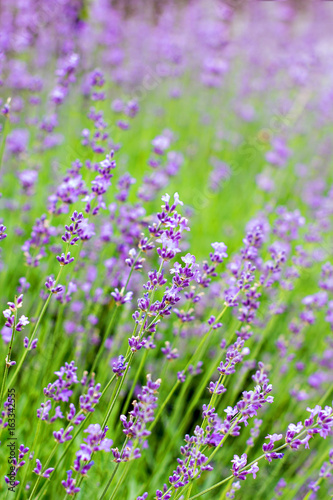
[0,1,333,499]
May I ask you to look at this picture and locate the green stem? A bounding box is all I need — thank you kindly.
[102,356,133,428]
[0,111,10,175]
[150,312,225,433]
[99,463,121,500]
[189,474,234,500]
[28,442,58,500]
[319,384,333,406]
[123,248,143,292]
[185,483,193,500]
[0,311,17,407]
[156,305,234,442]
[188,426,320,499]
[98,437,130,500]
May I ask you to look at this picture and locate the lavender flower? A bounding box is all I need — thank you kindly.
[113,375,161,462]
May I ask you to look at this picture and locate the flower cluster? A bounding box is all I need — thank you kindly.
[113,375,161,462]
[61,423,112,495]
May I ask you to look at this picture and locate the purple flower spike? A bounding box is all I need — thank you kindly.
[31,339,38,349]
[42,468,54,479]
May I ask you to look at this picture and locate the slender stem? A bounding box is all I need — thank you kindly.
[28,443,58,500]
[282,444,332,500]
[177,342,229,433]
[49,302,65,350]
[35,413,92,500]
[150,303,231,433]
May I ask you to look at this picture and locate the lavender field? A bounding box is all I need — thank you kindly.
[1,1,333,499]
